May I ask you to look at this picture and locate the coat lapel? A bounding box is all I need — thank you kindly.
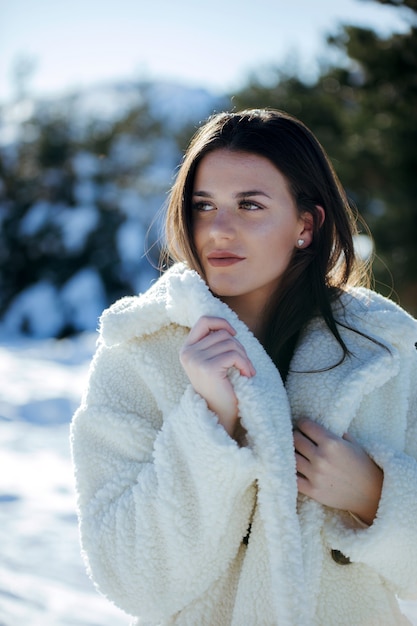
[164,266,310,624]
[286,310,399,436]
[284,299,402,617]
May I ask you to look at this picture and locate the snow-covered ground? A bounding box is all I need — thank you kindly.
[0,334,131,625]
[1,334,416,625]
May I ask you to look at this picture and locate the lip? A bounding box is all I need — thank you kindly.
[206,251,245,267]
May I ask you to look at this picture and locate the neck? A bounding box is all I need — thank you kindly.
[221,294,266,341]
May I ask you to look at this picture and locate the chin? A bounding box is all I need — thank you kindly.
[204,273,245,299]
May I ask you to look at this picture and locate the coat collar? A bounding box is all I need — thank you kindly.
[286,288,417,436]
[286,315,396,435]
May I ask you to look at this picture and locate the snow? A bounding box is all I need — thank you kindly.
[60,268,106,332]
[19,200,100,254]
[71,151,101,179]
[0,334,131,625]
[3,282,65,338]
[2,268,107,339]
[353,233,374,261]
[56,205,99,253]
[0,333,416,625]
[116,219,146,265]
[145,81,226,130]
[19,200,52,237]
[73,180,98,206]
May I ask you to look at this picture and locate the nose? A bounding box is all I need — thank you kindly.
[209,208,236,239]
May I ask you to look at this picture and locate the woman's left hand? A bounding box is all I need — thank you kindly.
[294,418,384,526]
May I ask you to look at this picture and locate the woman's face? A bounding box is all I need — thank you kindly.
[192,149,310,322]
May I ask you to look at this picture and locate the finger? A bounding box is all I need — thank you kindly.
[296,418,334,445]
[293,429,317,460]
[342,431,358,445]
[184,331,250,366]
[296,471,312,496]
[186,316,237,344]
[184,324,256,377]
[181,333,255,378]
[208,349,256,379]
[190,329,245,354]
[207,344,255,377]
[295,451,312,479]
[192,336,254,374]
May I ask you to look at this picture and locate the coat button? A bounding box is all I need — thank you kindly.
[331,549,351,565]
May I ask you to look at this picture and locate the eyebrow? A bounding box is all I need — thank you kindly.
[192,190,272,199]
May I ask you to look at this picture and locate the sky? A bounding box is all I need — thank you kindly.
[0,0,413,102]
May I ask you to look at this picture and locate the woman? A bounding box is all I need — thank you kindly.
[71,109,417,625]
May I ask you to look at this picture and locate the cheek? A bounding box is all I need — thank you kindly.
[192,221,203,251]
[265,229,297,264]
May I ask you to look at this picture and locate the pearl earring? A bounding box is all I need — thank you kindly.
[297,239,305,247]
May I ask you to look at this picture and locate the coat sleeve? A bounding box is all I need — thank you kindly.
[322,343,417,600]
[70,339,258,621]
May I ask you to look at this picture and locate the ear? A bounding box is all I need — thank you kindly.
[297,205,325,248]
[315,205,325,228]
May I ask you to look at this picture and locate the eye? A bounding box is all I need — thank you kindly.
[240,200,263,211]
[192,201,215,212]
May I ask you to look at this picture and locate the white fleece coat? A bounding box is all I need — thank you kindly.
[71,263,417,626]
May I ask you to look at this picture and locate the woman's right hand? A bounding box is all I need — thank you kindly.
[180,316,256,437]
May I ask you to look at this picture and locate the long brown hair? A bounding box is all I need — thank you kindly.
[163,109,371,377]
